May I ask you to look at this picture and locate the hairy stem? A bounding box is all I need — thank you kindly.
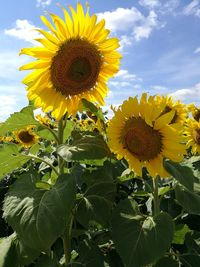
[153,177,160,216]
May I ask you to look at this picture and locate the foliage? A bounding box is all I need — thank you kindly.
[0,102,199,267]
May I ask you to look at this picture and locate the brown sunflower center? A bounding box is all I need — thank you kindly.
[193,109,200,122]
[122,117,162,161]
[18,130,34,143]
[160,106,177,124]
[193,128,200,145]
[50,39,102,97]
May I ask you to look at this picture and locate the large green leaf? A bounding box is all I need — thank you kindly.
[0,235,19,267]
[57,132,111,162]
[154,257,179,267]
[0,106,39,135]
[3,173,76,251]
[77,240,106,267]
[76,181,115,228]
[112,199,174,267]
[76,195,112,228]
[164,160,194,191]
[34,254,60,267]
[180,254,200,267]
[175,185,200,215]
[0,144,28,180]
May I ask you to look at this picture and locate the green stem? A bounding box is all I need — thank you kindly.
[62,214,73,265]
[57,118,64,175]
[57,117,72,265]
[24,154,59,176]
[153,177,160,216]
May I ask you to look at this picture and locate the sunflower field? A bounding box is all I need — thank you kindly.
[0,3,200,267]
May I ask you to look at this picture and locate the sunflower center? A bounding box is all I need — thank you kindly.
[193,128,200,145]
[18,130,34,143]
[122,117,162,161]
[50,39,102,96]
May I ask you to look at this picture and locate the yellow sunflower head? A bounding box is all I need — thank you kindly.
[107,93,186,178]
[19,3,121,120]
[14,127,39,148]
[187,104,200,122]
[156,95,187,124]
[36,114,55,128]
[185,119,200,154]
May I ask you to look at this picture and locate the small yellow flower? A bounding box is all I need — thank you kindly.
[14,127,39,148]
[36,114,55,128]
[107,93,186,178]
[156,95,187,124]
[185,119,200,154]
[19,3,121,120]
[187,104,200,122]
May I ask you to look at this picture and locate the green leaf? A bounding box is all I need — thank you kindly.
[0,144,28,180]
[164,160,194,191]
[81,99,105,122]
[185,232,200,254]
[78,240,106,267]
[57,132,111,162]
[112,199,174,267]
[180,254,200,267]
[172,224,191,245]
[76,195,112,228]
[14,236,40,265]
[85,181,116,202]
[34,254,60,267]
[3,173,76,251]
[37,127,55,141]
[175,185,200,215]
[63,120,75,142]
[0,235,19,267]
[154,257,179,267]
[0,106,39,135]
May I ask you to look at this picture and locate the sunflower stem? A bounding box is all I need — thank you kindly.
[57,117,72,265]
[62,213,73,265]
[57,118,64,174]
[153,176,160,216]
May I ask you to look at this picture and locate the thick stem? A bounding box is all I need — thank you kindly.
[153,177,160,216]
[57,117,72,265]
[57,118,64,175]
[62,214,73,265]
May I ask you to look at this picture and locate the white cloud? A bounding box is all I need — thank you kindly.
[4,19,41,44]
[98,7,143,32]
[139,0,160,9]
[183,0,200,17]
[194,47,200,54]
[151,85,168,92]
[170,83,200,103]
[0,51,28,80]
[133,11,158,41]
[36,0,51,8]
[118,35,133,52]
[98,6,160,42]
[115,69,139,81]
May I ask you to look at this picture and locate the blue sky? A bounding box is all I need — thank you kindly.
[1,0,200,120]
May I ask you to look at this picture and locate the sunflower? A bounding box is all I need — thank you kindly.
[187,104,200,122]
[19,3,121,120]
[107,93,186,178]
[156,95,187,124]
[14,127,39,148]
[36,114,55,128]
[185,119,200,154]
